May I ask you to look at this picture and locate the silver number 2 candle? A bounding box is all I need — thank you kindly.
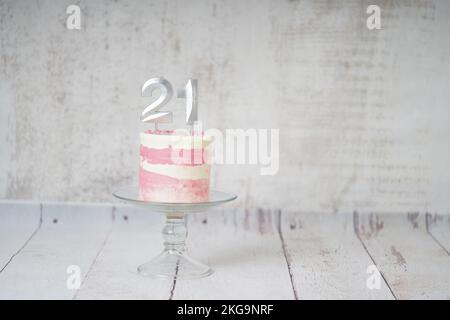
[141,77,173,124]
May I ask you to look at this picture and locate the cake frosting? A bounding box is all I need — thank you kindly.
[139,129,213,203]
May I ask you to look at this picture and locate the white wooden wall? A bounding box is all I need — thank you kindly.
[1,0,450,213]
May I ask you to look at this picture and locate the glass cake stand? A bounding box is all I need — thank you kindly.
[113,186,237,280]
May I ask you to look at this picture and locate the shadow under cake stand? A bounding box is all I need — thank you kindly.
[113,186,237,280]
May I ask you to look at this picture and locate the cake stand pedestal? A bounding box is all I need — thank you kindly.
[113,187,237,280]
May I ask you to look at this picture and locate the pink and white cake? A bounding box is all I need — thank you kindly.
[139,130,213,203]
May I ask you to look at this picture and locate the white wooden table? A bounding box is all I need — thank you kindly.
[0,201,449,299]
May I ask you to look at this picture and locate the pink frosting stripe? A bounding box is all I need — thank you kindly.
[140,145,209,165]
[143,129,177,135]
[143,129,206,136]
[139,167,209,203]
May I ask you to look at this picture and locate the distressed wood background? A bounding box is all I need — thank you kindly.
[1,0,450,213]
[0,201,449,299]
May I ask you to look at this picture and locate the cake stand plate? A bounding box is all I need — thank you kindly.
[113,186,237,280]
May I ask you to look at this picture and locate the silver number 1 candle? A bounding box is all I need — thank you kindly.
[178,79,198,125]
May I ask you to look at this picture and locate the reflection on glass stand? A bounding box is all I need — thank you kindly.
[113,187,237,280]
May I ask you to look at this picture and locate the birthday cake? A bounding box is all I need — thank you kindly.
[139,130,213,203]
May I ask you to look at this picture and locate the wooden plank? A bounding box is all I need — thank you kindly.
[173,208,295,300]
[0,202,113,299]
[75,205,173,299]
[354,212,450,299]
[0,201,42,272]
[281,211,393,299]
[426,213,450,255]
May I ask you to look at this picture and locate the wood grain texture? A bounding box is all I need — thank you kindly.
[173,209,295,299]
[75,205,173,299]
[281,211,393,299]
[0,201,42,272]
[0,202,113,299]
[426,213,450,255]
[1,201,450,299]
[1,1,450,214]
[354,212,450,299]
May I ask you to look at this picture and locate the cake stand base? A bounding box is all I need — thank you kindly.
[137,214,213,280]
[138,250,213,280]
[113,188,237,280]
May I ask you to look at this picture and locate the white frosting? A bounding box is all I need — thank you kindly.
[141,131,213,150]
[141,160,210,180]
